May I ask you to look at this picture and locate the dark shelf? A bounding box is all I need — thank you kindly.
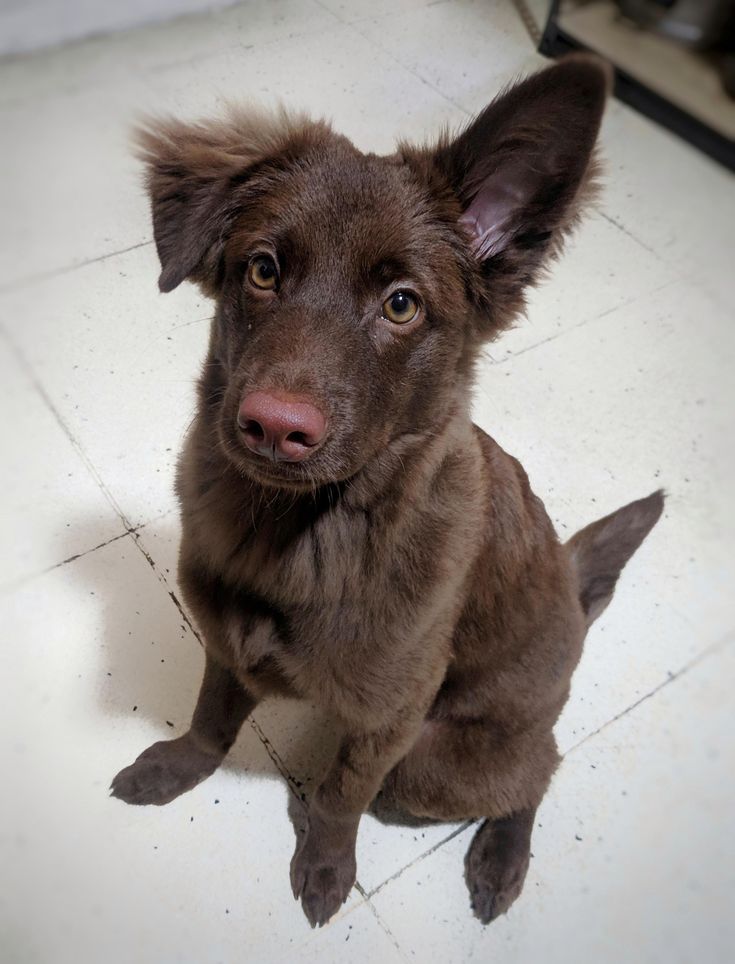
[539,1,735,172]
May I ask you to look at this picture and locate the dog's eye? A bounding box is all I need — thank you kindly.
[248,255,278,291]
[382,290,419,325]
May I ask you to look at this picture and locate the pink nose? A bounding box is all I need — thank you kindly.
[237,391,327,463]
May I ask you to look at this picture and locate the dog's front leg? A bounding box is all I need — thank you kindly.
[111,652,256,805]
[290,717,421,927]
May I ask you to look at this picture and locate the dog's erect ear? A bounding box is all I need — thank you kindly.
[404,56,610,329]
[439,56,610,261]
[134,109,330,295]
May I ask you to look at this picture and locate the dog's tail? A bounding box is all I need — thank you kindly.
[566,490,664,628]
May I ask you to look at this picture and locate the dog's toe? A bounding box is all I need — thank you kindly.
[469,886,496,925]
[300,866,346,928]
[466,860,524,924]
[290,844,355,927]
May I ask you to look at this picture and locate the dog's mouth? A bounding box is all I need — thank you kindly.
[219,420,342,492]
[236,453,322,490]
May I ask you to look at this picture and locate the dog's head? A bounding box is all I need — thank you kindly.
[138,57,609,490]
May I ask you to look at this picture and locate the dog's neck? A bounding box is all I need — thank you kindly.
[341,406,473,514]
[191,398,473,534]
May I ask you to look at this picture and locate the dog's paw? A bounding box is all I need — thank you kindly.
[110,735,221,806]
[464,819,531,925]
[290,835,356,928]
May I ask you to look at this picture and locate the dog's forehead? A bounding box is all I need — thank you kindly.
[273,147,435,260]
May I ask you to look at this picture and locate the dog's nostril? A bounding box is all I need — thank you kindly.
[286,431,309,447]
[242,419,265,441]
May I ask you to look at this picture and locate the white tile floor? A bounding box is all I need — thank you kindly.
[1,2,733,962]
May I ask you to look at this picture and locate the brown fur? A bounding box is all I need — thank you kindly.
[111,56,663,927]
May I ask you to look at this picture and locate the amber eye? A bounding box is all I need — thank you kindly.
[382,290,419,325]
[248,255,278,290]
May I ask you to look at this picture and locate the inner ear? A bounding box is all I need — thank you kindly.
[457,167,540,260]
[433,55,611,262]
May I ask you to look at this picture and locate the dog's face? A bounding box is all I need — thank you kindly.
[210,142,474,490]
[139,57,608,490]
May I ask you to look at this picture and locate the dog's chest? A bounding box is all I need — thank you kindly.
[222,507,364,652]
[234,501,370,608]
[219,503,443,713]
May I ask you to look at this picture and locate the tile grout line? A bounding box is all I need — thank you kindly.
[359,890,414,963]
[0,528,131,595]
[0,240,154,295]
[595,208,735,314]
[0,506,175,594]
[247,706,389,928]
[357,635,735,909]
[0,321,208,650]
[483,276,679,368]
[130,515,319,802]
[325,0,549,126]
[588,204,732,314]
[366,819,474,899]
[0,322,134,527]
[595,209,661,258]
[1,322,213,702]
[345,11,473,118]
[588,202,730,314]
[358,636,735,904]
[129,527,204,642]
[312,0,450,28]
[352,8,546,121]
[247,708,418,938]
[311,0,348,24]
[564,630,735,758]
[247,714,308,804]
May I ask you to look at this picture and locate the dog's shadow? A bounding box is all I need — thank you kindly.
[67,513,343,832]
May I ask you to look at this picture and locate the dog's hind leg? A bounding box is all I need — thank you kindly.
[379,720,558,922]
[368,790,444,828]
[110,653,256,805]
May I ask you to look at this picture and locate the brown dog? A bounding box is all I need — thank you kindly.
[111,56,664,928]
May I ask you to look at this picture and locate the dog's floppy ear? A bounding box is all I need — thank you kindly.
[135,117,242,294]
[405,56,611,330]
[134,109,330,295]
